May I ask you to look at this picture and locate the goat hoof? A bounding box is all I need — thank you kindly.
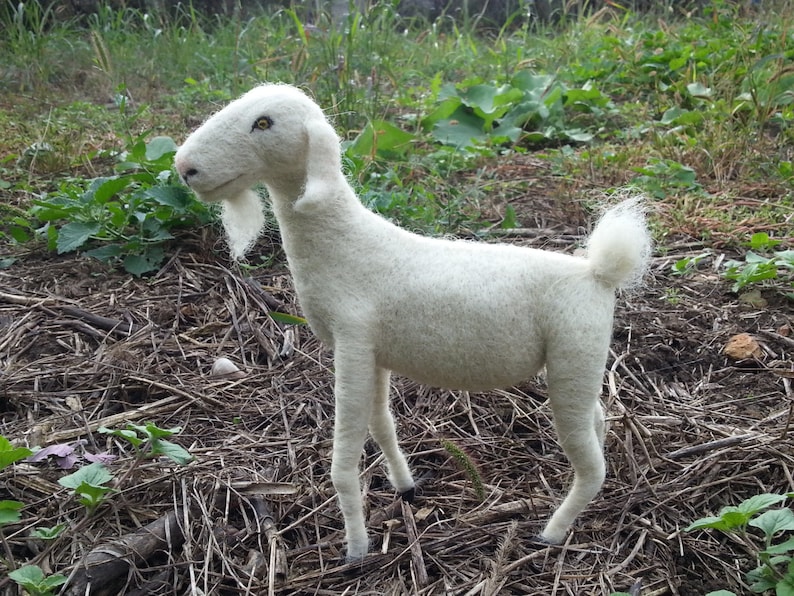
[400,486,416,503]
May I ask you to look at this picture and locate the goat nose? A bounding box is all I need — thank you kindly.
[180,167,199,186]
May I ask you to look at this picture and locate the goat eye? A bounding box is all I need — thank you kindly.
[252,116,273,131]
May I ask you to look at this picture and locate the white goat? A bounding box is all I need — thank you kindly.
[174,84,651,562]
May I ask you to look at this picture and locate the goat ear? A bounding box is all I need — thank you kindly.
[294,118,345,212]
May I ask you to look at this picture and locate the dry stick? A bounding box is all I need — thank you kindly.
[249,496,288,594]
[0,289,58,306]
[62,509,186,596]
[126,374,227,410]
[401,498,429,587]
[459,498,536,526]
[60,305,145,337]
[666,433,759,460]
[606,528,648,576]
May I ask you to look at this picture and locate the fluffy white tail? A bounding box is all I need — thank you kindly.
[586,197,651,289]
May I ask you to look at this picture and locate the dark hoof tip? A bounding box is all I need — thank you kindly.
[400,486,416,503]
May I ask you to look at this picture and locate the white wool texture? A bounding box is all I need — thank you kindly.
[220,189,265,260]
[586,195,651,289]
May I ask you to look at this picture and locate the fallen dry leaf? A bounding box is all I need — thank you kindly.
[723,332,763,361]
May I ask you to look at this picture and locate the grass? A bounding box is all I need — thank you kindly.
[0,0,792,272]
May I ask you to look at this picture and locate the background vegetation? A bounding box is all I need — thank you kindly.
[1,0,792,276]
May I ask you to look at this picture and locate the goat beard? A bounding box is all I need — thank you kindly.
[220,189,266,260]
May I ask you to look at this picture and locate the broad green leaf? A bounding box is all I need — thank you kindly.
[739,494,789,516]
[0,500,24,525]
[685,514,736,532]
[705,592,738,596]
[749,232,781,251]
[431,106,488,147]
[421,95,463,130]
[84,244,123,262]
[56,221,101,254]
[145,136,178,161]
[765,536,794,555]
[150,438,194,465]
[8,564,46,586]
[58,462,113,490]
[98,426,144,448]
[123,248,165,277]
[0,435,33,468]
[40,574,69,590]
[687,82,713,99]
[91,176,131,204]
[144,185,193,209]
[349,120,415,159]
[10,226,30,243]
[750,508,794,538]
[75,481,113,506]
[511,71,555,94]
[777,572,794,596]
[128,422,181,440]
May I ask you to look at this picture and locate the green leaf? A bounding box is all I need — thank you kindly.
[765,536,794,556]
[750,508,794,538]
[128,422,181,440]
[0,499,24,525]
[8,564,46,587]
[150,438,194,465]
[98,426,144,448]
[687,81,713,98]
[123,248,165,277]
[91,176,131,204]
[705,591,738,596]
[145,136,178,161]
[739,494,789,516]
[501,204,518,229]
[0,435,33,468]
[58,462,113,490]
[777,573,794,596]
[144,185,193,209]
[84,244,123,262]
[75,481,113,507]
[56,221,102,254]
[685,514,736,532]
[431,106,488,147]
[749,232,781,251]
[349,120,415,159]
[31,523,67,540]
[268,311,308,326]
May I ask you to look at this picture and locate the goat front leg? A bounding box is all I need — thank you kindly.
[368,367,415,501]
[541,365,607,544]
[330,343,377,562]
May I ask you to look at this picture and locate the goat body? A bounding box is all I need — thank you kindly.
[175,84,651,562]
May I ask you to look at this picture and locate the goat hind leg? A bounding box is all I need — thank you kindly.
[368,367,415,501]
[541,368,607,544]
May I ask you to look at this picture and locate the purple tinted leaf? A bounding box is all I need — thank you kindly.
[28,444,74,463]
[57,454,79,469]
[84,452,117,465]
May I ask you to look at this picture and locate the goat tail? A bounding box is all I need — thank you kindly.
[585,195,651,290]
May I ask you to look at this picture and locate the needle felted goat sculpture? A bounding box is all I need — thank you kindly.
[175,84,651,561]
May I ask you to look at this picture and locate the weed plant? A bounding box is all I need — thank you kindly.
[0,0,792,275]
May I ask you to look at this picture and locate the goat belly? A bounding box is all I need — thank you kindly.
[375,327,546,392]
